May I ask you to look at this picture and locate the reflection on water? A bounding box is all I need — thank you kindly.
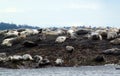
[0,66,120,76]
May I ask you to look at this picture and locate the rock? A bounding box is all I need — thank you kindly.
[110,38,120,45]
[55,36,67,43]
[55,58,64,65]
[66,46,74,53]
[102,48,120,55]
[23,40,38,47]
[33,55,43,63]
[94,56,105,62]
[22,54,33,61]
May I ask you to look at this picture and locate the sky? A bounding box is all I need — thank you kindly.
[0,0,120,27]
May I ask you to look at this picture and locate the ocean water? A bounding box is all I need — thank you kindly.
[0,66,120,76]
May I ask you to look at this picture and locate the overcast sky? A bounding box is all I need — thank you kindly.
[0,0,120,27]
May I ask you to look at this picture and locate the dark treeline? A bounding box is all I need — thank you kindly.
[0,22,40,30]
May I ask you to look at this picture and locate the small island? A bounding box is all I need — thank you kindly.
[0,26,120,69]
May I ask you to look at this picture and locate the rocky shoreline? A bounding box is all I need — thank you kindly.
[0,27,120,69]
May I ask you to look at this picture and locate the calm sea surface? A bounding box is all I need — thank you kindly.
[0,66,120,76]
